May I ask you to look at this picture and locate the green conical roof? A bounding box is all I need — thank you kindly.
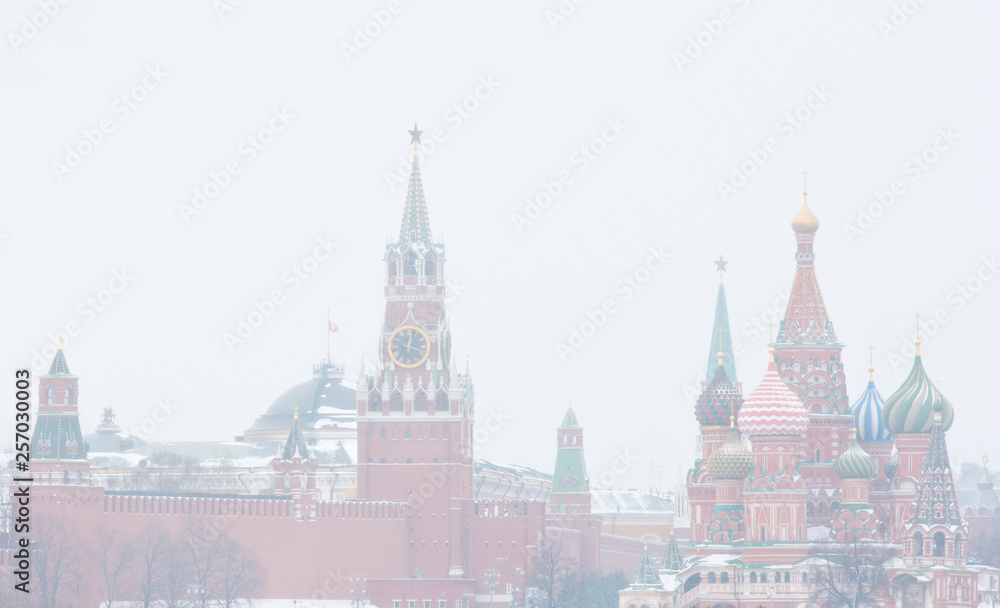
[662,529,683,572]
[706,282,738,384]
[631,546,663,588]
[47,347,72,376]
[398,150,432,244]
[560,405,579,428]
[909,406,962,527]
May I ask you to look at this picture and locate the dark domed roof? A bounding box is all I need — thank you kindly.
[247,359,357,433]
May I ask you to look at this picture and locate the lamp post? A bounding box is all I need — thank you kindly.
[485,568,501,608]
[350,573,368,608]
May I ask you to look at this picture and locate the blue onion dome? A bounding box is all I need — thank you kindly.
[851,364,892,442]
[707,416,753,480]
[885,451,899,479]
[834,429,877,479]
[882,339,954,433]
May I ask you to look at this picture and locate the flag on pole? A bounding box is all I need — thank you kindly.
[328,319,338,333]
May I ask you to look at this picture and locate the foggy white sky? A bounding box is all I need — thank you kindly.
[2,1,999,491]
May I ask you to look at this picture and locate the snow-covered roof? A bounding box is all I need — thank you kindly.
[591,490,674,514]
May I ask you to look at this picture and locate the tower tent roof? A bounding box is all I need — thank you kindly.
[398,126,433,245]
[47,347,72,376]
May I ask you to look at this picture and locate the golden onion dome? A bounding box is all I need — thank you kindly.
[791,197,820,233]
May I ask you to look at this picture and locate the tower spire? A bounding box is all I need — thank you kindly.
[399,124,432,244]
[706,257,738,383]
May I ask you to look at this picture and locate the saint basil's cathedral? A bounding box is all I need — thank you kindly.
[4,130,1000,608]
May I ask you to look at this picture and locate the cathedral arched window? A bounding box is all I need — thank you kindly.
[817,502,827,518]
[913,531,923,556]
[64,384,72,403]
[557,501,566,514]
[784,572,790,583]
[434,391,448,415]
[815,446,823,462]
[802,573,808,583]
[933,531,945,557]
[750,572,757,584]
[379,428,387,440]
[760,573,767,584]
[404,252,418,276]
[807,502,814,518]
[708,572,716,584]
[405,427,411,440]
[424,254,436,276]
[831,501,840,512]
[47,384,54,405]
[62,470,69,484]
[75,471,82,484]
[955,533,964,558]
[720,572,728,584]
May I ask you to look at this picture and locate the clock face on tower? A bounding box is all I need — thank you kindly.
[388,325,430,368]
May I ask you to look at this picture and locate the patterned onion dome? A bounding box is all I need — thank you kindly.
[881,342,954,434]
[707,418,752,480]
[696,364,744,427]
[851,368,892,442]
[885,451,899,479]
[834,431,877,479]
[738,348,810,437]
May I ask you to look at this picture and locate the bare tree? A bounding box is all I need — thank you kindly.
[128,526,172,608]
[161,537,196,608]
[529,536,577,608]
[31,515,84,608]
[808,532,894,608]
[94,527,133,608]
[214,535,265,608]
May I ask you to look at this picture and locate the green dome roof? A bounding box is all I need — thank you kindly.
[882,349,954,434]
[833,435,877,480]
[707,421,753,480]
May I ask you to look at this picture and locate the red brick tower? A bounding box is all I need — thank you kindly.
[549,405,602,572]
[30,344,93,488]
[773,187,852,480]
[356,126,475,579]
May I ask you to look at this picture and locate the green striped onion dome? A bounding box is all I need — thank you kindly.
[882,347,953,434]
[707,421,753,480]
[833,435,877,480]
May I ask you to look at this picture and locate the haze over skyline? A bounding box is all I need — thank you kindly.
[2,1,999,490]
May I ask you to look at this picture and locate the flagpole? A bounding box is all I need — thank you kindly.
[326,307,331,360]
